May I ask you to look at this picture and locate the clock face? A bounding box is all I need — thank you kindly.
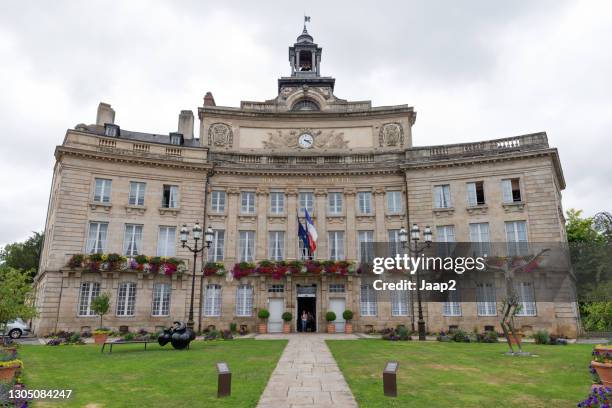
[298,133,314,148]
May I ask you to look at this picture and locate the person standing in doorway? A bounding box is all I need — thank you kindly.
[301,311,308,333]
[307,312,314,332]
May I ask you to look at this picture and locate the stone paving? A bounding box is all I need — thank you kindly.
[256,333,359,408]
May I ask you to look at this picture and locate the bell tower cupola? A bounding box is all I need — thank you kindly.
[289,17,322,77]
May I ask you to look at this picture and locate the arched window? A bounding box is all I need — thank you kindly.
[292,99,320,111]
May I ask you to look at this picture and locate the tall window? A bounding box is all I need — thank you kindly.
[515,281,536,316]
[152,283,171,316]
[360,284,377,316]
[116,282,136,316]
[476,283,496,316]
[241,191,255,214]
[391,289,409,316]
[94,178,112,203]
[211,191,226,213]
[128,181,146,206]
[299,192,314,215]
[123,224,143,256]
[270,192,285,214]
[78,282,100,316]
[388,229,401,256]
[157,226,176,257]
[269,231,285,261]
[235,285,253,316]
[209,230,225,261]
[387,191,402,213]
[501,178,522,203]
[329,231,345,261]
[358,230,374,262]
[357,191,373,214]
[505,221,528,256]
[239,231,255,262]
[204,284,222,317]
[443,289,461,316]
[328,192,343,215]
[433,184,452,208]
[466,181,485,206]
[86,222,108,254]
[162,185,179,208]
[469,222,490,256]
[298,238,310,260]
[436,225,455,257]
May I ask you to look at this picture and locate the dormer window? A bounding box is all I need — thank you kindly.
[104,123,120,137]
[292,99,320,111]
[169,132,184,146]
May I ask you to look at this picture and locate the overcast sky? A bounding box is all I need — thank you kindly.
[0,0,611,246]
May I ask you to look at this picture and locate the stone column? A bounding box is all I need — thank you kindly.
[226,188,240,264]
[374,187,387,241]
[286,188,298,260]
[256,187,269,260]
[345,188,357,260]
[314,189,327,259]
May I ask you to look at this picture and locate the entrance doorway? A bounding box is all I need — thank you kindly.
[268,298,284,333]
[296,284,317,332]
[329,298,346,333]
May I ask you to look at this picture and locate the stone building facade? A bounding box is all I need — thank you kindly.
[32,26,578,337]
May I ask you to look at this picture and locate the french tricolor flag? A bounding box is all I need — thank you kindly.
[304,209,318,253]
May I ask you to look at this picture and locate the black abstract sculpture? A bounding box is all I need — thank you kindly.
[158,321,195,350]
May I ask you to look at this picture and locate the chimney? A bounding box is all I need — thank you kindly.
[203,92,216,107]
[96,102,115,126]
[177,110,194,139]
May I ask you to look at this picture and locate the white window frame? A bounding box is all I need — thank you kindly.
[211,191,226,213]
[328,192,343,215]
[357,230,374,262]
[299,192,315,215]
[235,284,253,316]
[128,181,146,206]
[515,281,536,316]
[152,283,171,316]
[391,289,409,316]
[78,282,100,316]
[208,229,225,261]
[123,224,143,257]
[239,231,255,262]
[94,178,112,203]
[270,192,285,214]
[240,191,256,214]
[466,181,485,206]
[204,284,222,317]
[476,282,496,316]
[360,284,377,316]
[433,184,452,209]
[157,226,176,257]
[329,284,345,293]
[268,231,285,261]
[357,191,373,214]
[328,231,345,261]
[116,282,137,316]
[386,191,402,214]
[505,220,528,256]
[86,222,108,254]
[388,229,402,256]
[469,222,490,257]
[162,185,179,208]
[443,289,461,316]
[502,178,522,203]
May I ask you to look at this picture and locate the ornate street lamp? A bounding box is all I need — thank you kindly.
[181,223,214,331]
[400,223,432,341]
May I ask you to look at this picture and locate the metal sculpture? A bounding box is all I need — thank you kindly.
[158,321,195,350]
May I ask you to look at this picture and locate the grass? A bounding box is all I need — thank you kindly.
[327,339,594,408]
[18,339,287,408]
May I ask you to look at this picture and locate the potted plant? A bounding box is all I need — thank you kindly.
[0,350,23,381]
[592,347,612,387]
[282,312,292,334]
[326,311,337,334]
[258,309,270,334]
[91,292,111,344]
[343,310,354,334]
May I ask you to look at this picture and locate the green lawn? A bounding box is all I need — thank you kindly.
[327,340,594,408]
[18,339,287,408]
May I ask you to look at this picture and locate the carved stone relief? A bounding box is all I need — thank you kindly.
[208,123,233,147]
[379,123,404,147]
[262,128,349,149]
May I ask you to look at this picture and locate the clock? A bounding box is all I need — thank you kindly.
[298,133,314,148]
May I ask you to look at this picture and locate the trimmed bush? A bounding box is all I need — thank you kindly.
[533,330,550,345]
[452,330,469,342]
[258,309,270,320]
[282,312,293,322]
[481,330,498,343]
[229,322,237,333]
[325,311,337,322]
[343,310,354,321]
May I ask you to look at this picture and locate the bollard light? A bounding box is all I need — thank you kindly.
[216,362,231,397]
[383,361,399,397]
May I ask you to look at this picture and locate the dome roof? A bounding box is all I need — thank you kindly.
[297,27,313,43]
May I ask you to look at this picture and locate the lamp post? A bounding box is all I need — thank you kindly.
[181,223,214,331]
[399,224,432,341]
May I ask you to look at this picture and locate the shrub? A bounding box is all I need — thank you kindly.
[205,330,219,340]
[221,329,233,340]
[282,312,293,322]
[258,309,270,320]
[343,310,353,322]
[122,333,135,341]
[229,322,237,333]
[481,330,498,343]
[452,330,469,342]
[533,330,550,345]
[325,311,336,322]
[397,325,411,340]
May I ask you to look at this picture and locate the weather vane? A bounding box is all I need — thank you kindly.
[304,14,311,30]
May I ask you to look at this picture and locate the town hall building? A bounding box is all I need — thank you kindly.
[32,24,579,337]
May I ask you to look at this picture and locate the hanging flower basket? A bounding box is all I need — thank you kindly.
[233,262,256,279]
[66,254,185,275]
[305,260,323,274]
[204,262,226,277]
[287,260,304,274]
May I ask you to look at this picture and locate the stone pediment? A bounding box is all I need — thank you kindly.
[263,129,348,150]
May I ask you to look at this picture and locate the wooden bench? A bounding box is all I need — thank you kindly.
[101,340,152,353]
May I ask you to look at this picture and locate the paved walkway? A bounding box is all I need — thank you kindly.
[256,334,359,408]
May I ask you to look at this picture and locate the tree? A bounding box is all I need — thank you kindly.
[0,265,37,330]
[566,209,605,244]
[91,292,111,330]
[0,231,44,281]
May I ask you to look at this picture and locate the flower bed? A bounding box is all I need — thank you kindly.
[67,253,187,276]
[231,260,356,280]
